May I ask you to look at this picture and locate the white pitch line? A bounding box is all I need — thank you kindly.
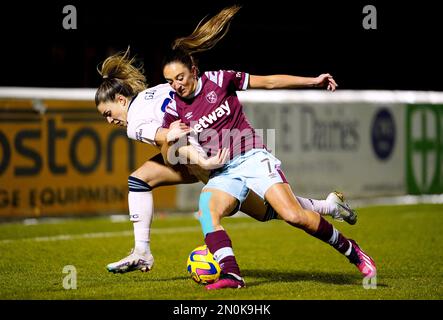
[0,222,261,244]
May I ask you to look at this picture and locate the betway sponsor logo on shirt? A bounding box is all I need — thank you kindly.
[192,101,231,133]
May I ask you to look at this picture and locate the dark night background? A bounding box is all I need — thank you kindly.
[1,0,441,91]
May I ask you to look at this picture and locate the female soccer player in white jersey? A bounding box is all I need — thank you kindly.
[94,50,356,274]
[161,5,375,289]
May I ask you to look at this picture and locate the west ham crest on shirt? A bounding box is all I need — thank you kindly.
[206,91,218,104]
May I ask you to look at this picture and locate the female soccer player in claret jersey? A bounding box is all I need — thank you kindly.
[162,5,375,290]
[94,49,354,274]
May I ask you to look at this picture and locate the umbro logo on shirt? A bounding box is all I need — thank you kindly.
[185,112,193,119]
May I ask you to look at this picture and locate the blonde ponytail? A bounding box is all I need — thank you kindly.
[95,48,147,106]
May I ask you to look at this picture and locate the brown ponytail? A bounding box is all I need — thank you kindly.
[95,47,147,106]
[162,5,241,71]
[173,5,241,54]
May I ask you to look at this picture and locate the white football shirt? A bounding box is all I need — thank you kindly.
[127,83,174,146]
[126,83,204,154]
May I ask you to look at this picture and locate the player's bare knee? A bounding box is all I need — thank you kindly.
[281,208,306,226]
[207,205,225,222]
[131,162,163,186]
[130,171,151,185]
[209,201,232,219]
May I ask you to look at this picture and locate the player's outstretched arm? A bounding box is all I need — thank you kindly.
[249,73,338,91]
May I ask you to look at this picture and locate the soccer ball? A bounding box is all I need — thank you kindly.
[186,245,221,284]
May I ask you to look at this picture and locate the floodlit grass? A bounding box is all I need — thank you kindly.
[0,204,442,300]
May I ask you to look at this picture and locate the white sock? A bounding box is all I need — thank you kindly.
[129,190,153,256]
[296,196,336,215]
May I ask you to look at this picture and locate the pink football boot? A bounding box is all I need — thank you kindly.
[206,273,245,290]
[348,239,377,278]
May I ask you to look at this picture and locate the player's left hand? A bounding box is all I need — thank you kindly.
[314,73,338,91]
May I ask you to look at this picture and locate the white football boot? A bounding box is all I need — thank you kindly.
[326,191,358,225]
[106,248,154,273]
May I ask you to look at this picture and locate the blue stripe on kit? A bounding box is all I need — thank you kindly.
[128,176,152,192]
[199,192,215,236]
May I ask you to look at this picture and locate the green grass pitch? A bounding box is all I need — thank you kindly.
[0,204,442,300]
